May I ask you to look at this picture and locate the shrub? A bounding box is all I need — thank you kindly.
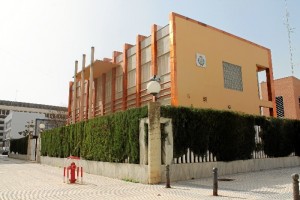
[41,107,147,164]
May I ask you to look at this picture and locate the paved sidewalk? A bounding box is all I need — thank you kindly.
[0,156,299,199]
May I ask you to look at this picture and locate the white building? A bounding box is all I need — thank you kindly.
[3,112,45,151]
[0,100,67,148]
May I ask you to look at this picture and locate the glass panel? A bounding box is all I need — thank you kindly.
[127,69,136,88]
[96,76,102,105]
[105,71,112,103]
[157,36,170,56]
[141,36,151,49]
[127,55,136,71]
[141,47,151,64]
[116,54,123,63]
[141,62,151,83]
[157,53,170,76]
[156,25,169,40]
[127,46,136,57]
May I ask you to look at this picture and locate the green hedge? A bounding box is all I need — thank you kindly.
[260,118,300,157]
[41,107,147,164]
[10,136,28,154]
[161,106,300,162]
[41,104,300,164]
[161,106,256,161]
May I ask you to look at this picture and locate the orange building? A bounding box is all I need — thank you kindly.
[261,76,300,119]
[67,12,276,124]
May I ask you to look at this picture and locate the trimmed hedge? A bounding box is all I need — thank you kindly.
[161,106,300,162]
[161,106,256,161]
[41,104,300,164]
[10,136,28,154]
[41,107,147,164]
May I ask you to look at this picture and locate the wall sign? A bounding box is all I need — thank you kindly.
[196,53,206,67]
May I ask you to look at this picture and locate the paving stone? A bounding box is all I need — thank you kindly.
[0,156,299,200]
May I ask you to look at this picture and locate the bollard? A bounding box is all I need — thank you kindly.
[292,173,300,200]
[213,167,218,196]
[166,165,171,188]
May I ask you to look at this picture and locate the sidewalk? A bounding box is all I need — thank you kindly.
[0,156,299,200]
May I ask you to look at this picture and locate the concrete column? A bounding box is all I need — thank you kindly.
[88,47,94,119]
[27,136,31,161]
[36,136,41,163]
[72,60,78,123]
[80,54,86,121]
[148,101,161,184]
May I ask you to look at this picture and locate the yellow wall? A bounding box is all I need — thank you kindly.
[174,15,271,115]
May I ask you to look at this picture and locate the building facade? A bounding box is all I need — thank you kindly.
[67,12,276,123]
[261,76,300,119]
[3,112,45,151]
[0,100,67,148]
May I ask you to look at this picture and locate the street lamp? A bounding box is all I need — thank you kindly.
[146,75,161,102]
[39,123,45,132]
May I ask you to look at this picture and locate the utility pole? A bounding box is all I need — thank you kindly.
[284,0,295,75]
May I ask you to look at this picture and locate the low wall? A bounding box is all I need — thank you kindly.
[9,153,28,160]
[161,156,300,182]
[40,156,148,184]
[41,156,300,184]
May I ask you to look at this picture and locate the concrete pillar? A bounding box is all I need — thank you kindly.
[72,60,78,123]
[148,101,161,184]
[88,47,94,119]
[36,136,41,163]
[80,54,86,121]
[27,136,31,161]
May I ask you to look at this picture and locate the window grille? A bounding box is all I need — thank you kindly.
[223,62,243,91]
[276,96,284,118]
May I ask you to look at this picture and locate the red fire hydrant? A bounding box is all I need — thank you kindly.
[68,162,77,183]
[63,156,83,184]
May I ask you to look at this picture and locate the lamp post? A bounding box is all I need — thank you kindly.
[146,75,162,184]
[146,75,161,102]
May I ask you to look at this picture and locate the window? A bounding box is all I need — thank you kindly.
[276,96,284,118]
[105,71,112,103]
[223,61,243,91]
[127,55,136,90]
[115,66,123,99]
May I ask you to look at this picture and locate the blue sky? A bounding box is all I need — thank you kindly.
[0,0,299,106]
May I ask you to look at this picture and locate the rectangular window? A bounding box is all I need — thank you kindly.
[127,55,136,89]
[276,96,285,118]
[96,76,102,106]
[223,61,243,91]
[105,71,112,103]
[115,65,123,99]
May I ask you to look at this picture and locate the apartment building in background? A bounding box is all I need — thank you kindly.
[67,12,276,124]
[261,76,300,119]
[0,100,67,148]
[3,112,45,151]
